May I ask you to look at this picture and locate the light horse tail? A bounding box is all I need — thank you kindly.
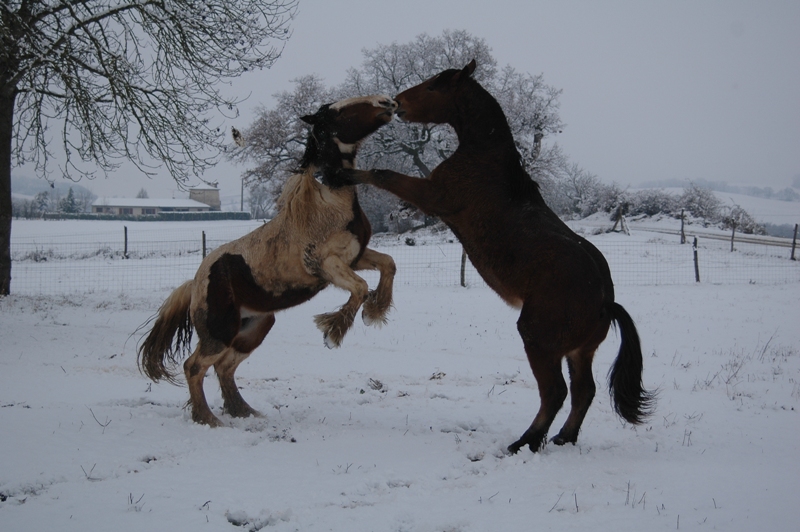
[137,280,194,384]
[606,302,656,425]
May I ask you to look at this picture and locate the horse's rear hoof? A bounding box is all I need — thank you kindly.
[192,412,224,428]
[225,404,263,419]
[508,431,546,454]
[550,433,576,446]
[507,440,525,455]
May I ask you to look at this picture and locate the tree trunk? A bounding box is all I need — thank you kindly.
[0,91,16,295]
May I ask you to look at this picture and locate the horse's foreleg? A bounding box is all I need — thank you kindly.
[349,169,443,216]
[313,256,369,348]
[353,247,396,326]
[183,342,227,427]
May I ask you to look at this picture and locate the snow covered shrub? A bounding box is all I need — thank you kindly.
[679,183,723,222]
[580,181,626,217]
[627,189,679,217]
[721,205,765,235]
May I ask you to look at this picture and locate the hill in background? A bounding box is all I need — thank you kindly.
[11,175,95,200]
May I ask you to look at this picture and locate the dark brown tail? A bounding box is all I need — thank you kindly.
[137,281,194,384]
[607,302,656,424]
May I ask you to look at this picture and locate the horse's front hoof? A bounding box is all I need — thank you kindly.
[314,311,348,348]
[322,333,340,349]
[362,308,388,327]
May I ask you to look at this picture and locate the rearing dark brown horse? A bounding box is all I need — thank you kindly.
[338,60,654,453]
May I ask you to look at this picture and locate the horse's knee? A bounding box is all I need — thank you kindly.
[383,258,397,278]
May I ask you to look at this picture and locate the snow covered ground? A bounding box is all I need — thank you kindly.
[1,220,799,531]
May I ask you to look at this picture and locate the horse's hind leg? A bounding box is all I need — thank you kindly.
[215,313,276,418]
[508,311,568,454]
[354,248,396,326]
[551,349,597,446]
[215,349,261,419]
[183,341,227,427]
[313,256,369,348]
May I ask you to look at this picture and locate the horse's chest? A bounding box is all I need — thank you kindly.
[302,231,363,277]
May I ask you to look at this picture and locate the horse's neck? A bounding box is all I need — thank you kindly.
[447,83,547,206]
[451,83,514,149]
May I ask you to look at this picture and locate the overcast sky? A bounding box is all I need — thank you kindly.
[24,0,800,206]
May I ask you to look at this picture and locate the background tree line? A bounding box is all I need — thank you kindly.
[12,186,96,218]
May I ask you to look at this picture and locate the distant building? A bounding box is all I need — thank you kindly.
[92,197,211,216]
[189,186,221,211]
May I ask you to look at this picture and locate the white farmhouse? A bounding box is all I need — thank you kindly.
[91,197,211,216]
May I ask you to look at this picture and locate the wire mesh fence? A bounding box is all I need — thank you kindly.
[9,223,800,296]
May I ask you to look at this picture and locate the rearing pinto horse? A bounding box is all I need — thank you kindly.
[338,61,654,453]
[138,95,398,427]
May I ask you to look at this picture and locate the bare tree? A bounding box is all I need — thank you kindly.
[0,0,297,294]
[75,187,96,213]
[247,181,277,219]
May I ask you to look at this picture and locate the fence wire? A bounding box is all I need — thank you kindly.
[9,224,800,296]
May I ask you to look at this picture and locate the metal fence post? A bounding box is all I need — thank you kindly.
[123,226,128,259]
[202,231,207,258]
[693,237,700,283]
[792,224,798,261]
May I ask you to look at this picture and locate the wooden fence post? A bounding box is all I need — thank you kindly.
[680,209,686,244]
[123,226,128,259]
[791,224,798,261]
[693,237,700,283]
[730,220,736,252]
[460,247,467,287]
[202,231,207,258]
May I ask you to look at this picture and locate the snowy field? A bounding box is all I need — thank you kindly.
[1,219,799,531]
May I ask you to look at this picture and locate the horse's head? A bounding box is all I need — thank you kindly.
[300,95,397,171]
[394,59,476,124]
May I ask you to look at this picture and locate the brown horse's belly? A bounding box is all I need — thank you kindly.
[477,267,524,308]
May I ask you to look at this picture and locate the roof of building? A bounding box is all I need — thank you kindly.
[92,198,210,208]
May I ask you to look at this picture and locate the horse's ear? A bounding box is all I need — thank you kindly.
[301,104,333,125]
[462,59,476,77]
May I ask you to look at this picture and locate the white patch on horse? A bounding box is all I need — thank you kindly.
[239,308,268,331]
[334,138,356,154]
[330,94,394,110]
